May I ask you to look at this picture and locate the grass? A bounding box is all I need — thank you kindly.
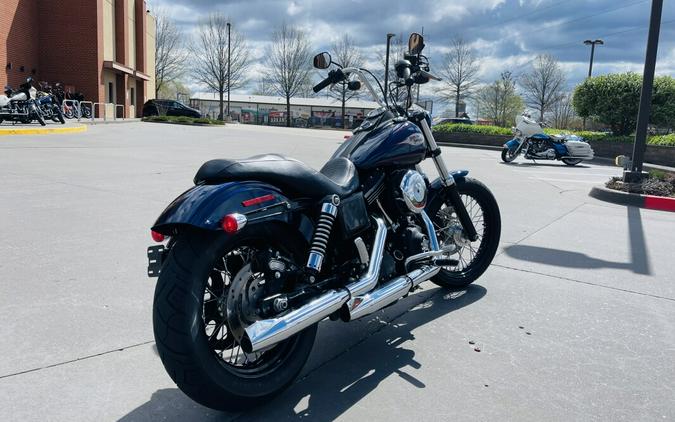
[142,115,225,126]
[433,123,675,146]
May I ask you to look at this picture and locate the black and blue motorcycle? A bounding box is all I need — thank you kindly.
[147,33,501,411]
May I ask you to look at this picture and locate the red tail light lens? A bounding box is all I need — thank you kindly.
[242,194,275,207]
[151,230,165,242]
[221,213,247,234]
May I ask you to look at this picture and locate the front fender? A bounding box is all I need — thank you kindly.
[152,181,302,235]
[426,170,469,213]
[504,138,520,149]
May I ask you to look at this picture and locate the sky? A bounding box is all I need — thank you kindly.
[147,0,675,115]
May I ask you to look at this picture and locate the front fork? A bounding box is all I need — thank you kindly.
[419,119,478,242]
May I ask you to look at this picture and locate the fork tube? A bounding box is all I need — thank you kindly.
[419,119,453,187]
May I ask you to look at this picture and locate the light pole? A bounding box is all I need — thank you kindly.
[384,33,395,105]
[583,39,604,77]
[227,22,231,119]
[624,0,663,183]
[582,39,603,129]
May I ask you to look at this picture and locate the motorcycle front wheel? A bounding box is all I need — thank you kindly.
[53,106,65,124]
[427,178,501,289]
[33,108,46,126]
[562,158,582,166]
[501,147,518,163]
[153,225,316,411]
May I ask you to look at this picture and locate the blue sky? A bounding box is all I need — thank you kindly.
[149,0,675,110]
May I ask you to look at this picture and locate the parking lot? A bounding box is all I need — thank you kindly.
[1,123,674,421]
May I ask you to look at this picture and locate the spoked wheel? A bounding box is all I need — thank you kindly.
[153,225,316,411]
[428,178,501,289]
[501,147,518,163]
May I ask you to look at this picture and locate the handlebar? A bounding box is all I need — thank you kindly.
[312,69,345,93]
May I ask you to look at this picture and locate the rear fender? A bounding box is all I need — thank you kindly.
[151,181,313,242]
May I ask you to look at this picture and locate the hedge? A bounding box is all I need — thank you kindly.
[433,123,675,146]
[142,115,225,125]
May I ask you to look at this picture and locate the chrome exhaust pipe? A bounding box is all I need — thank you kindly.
[343,265,440,321]
[241,218,387,353]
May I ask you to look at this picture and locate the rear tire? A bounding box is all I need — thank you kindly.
[428,178,501,289]
[562,158,582,166]
[501,147,518,163]
[153,225,316,412]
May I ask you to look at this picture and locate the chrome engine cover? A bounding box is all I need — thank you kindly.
[399,170,427,214]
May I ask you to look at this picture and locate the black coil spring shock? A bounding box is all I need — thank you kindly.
[306,195,340,275]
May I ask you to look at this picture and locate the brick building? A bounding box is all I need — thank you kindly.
[1,0,156,118]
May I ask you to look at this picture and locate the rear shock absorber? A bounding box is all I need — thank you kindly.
[306,195,340,276]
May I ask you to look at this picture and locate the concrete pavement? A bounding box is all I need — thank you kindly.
[1,123,674,421]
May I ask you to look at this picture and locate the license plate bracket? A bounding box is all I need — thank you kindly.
[147,245,166,277]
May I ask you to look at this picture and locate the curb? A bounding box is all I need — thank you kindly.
[0,124,87,136]
[589,186,675,212]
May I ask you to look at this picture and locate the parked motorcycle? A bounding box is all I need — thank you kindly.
[147,33,501,411]
[52,83,92,119]
[0,77,46,126]
[501,113,594,165]
[36,92,66,124]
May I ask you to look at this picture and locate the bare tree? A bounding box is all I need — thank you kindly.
[476,71,523,127]
[154,9,187,98]
[327,35,363,129]
[520,54,566,122]
[264,24,313,127]
[439,38,480,117]
[549,92,576,129]
[378,34,407,104]
[193,14,250,120]
[252,76,275,96]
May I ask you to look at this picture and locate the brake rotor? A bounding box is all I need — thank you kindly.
[226,263,267,343]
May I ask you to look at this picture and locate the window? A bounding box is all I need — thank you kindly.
[130,87,135,106]
[107,82,114,103]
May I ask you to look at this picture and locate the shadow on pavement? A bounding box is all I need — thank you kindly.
[119,285,486,422]
[499,161,591,168]
[503,207,650,275]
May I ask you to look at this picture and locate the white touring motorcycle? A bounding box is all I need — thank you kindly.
[0,77,46,126]
[501,114,594,166]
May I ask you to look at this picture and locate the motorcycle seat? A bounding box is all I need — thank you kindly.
[194,154,360,198]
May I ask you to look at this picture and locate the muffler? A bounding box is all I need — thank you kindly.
[241,218,387,353]
[343,265,440,321]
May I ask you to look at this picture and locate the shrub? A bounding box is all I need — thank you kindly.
[433,123,512,136]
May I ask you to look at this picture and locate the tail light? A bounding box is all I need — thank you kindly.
[221,213,247,234]
[151,230,165,242]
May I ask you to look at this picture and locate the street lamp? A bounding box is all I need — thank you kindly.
[227,22,231,119]
[583,39,604,78]
[384,33,396,105]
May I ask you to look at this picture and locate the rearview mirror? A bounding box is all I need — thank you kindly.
[313,52,332,69]
[408,33,425,55]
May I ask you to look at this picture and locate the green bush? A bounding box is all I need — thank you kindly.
[433,123,512,136]
[649,134,675,146]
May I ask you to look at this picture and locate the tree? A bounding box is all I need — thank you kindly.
[252,77,275,96]
[476,71,523,127]
[193,14,250,120]
[439,38,480,117]
[520,54,566,122]
[328,35,363,129]
[549,93,576,130]
[154,10,187,97]
[264,24,313,127]
[157,80,190,101]
[573,73,675,135]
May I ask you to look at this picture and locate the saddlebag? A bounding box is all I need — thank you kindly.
[565,140,594,160]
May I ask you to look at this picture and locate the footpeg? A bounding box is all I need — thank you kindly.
[433,258,459,267]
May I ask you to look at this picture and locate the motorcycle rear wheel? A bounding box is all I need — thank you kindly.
[153,225,316,411]
[428,178,501,289]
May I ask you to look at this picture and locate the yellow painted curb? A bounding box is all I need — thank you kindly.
[0,124,87,136]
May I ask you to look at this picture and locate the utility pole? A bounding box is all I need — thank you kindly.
[227,22,231,119]
[582,39,603,130]
[624,0,663,183]
[384,33,395,106]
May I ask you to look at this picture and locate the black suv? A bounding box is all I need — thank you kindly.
[143,99,202,118]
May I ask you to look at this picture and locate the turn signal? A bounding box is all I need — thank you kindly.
[151,230,165,242]
[221,213,247,234]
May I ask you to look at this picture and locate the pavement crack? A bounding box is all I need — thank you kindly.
[492,263,675,302]
[512,202,586,245]
[0,340,154,381]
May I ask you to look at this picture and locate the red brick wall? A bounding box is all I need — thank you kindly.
[37,0,103,103]
[0,0,40,89]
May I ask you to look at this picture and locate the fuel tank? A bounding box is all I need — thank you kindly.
[333,120,427,170]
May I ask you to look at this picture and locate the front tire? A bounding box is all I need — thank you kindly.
[428,178,501,289]
[501,147,518,163]
[54,106,65,124]
[153,225,316,411]
[34,109,46,126]
[562,158,582,166]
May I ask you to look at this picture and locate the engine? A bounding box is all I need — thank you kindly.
[528,138,556,159]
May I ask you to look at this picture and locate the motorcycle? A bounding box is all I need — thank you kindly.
[501,113,594,165]
[0,77,46,126]
[52,83,92,119]
[147,32,501,411]
[36,86,66,124]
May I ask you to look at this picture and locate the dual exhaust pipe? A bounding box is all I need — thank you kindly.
[241,216,441,353]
